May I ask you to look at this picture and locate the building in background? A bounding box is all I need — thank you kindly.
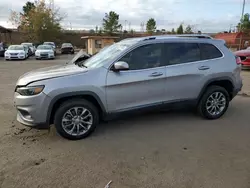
[214,32,250,50]
[81,36,118,55]
[0,26,12,43]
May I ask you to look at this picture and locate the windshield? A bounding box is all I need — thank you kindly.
[78,39,140,68]
[37,45,52,50]
[21,43,32,47]
[43,42,55,47]
[8,45,24,50]
[62,43,72,47]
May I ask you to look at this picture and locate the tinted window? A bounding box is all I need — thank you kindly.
[199,43,222,60]
[164,43,200,65]
[8,45,24,50]
[37,45,52,50]
[119,44,164,70]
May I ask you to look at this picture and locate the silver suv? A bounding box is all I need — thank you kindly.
[14,35,243,140]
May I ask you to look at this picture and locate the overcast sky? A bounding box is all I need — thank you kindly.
[0,0,249,32]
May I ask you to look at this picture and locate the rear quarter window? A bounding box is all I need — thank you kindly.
[199,43,223,60]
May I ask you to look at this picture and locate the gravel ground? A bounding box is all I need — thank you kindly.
[0,57,250,188]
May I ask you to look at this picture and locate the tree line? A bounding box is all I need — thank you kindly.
[9,0,201,43]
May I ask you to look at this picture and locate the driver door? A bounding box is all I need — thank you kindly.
[106,43,167,112]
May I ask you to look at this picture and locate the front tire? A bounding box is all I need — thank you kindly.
[197,85,230,119]
[54,99,99,140]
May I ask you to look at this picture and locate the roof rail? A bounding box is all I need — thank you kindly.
[174,34,213,39]
[143,37,156,41]
[142,34,213,41]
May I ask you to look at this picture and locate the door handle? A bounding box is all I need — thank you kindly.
[149,72,163,77]
[198,66,210,70]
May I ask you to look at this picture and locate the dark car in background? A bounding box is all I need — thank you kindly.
[22,44,32,57]
[0,42,8,57]
[61,43,74,54]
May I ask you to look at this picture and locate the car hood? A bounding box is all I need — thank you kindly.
[234,49,250,56]
[17,64,88,86]
[6,50,24,53]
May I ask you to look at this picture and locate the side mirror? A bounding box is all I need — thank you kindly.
[113,61,129,71]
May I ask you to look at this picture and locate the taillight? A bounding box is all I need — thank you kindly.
[236,56,242,65]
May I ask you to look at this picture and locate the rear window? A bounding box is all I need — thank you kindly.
[199,43,223,60]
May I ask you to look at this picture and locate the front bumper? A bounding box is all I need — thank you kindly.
[14,92,51,128]
[35,54,55,59]
[241,60,250,69]
[5,55,25,60]
[61,48,74,53]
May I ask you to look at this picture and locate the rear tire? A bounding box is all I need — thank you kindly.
[197,85,230,119]
[54,99,99,140]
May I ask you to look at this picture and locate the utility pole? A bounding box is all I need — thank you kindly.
[140,22,145,32]
[239,0,246,50]
[124,20,127,31]
[240,0,246,31]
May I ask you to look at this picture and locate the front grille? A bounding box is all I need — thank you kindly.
[40,53,48,57]
[62,48,73,51]
[10,53,18,55]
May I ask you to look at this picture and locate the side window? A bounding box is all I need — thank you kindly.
[164,43,200,65]
[199,43,223,60]
[119,44,164,70]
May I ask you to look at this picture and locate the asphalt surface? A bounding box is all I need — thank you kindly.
[0,56,250,188]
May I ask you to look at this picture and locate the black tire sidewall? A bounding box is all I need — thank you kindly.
[198,86,230,119]
[54,99,99,140]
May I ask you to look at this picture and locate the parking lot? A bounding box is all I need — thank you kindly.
[0,56,250,188]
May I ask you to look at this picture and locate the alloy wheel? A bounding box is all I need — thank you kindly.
[205,92,226,116]
[61,107,93,136]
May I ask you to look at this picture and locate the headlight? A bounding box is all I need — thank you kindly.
[15,85,44,96]
[19,52,25,55]
[5,52,9,55]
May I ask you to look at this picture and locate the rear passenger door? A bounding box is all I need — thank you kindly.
[163,42,206,102]
[163,42,223,102]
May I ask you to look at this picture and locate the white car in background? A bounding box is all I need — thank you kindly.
[43,42,56,55]
[35,45,55,60]
[4,45,28,60]
[21,42,36,55]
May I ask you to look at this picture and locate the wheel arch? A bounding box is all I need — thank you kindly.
[46,91,106,125]
[197,76,235,103]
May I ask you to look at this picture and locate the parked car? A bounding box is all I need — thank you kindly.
[22,44,32,57]
[0,42,8,57]
[35,45,55,60]
[234,48,250,69]
[21,42,36,55]
[14,35,242,140]
[61,43,74,54]
[43,42,56,55]
[5,45,28,60]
